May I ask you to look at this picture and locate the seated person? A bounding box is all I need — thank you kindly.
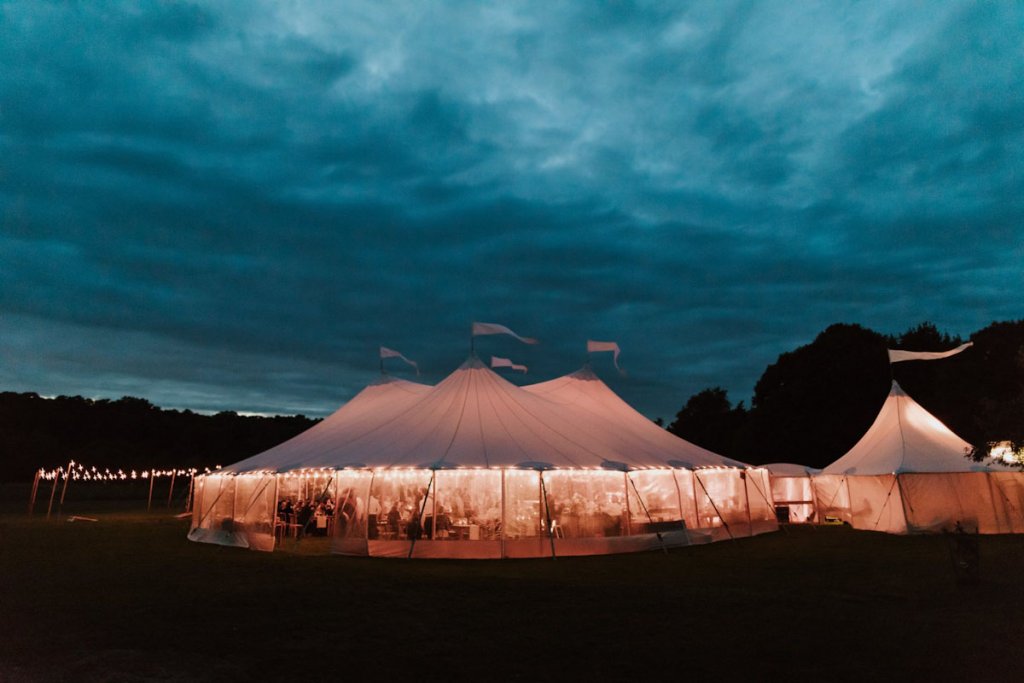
[386,503,401,536]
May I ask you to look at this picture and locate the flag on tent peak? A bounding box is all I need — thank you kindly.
[471,322,538,344]
[491,356,528,373]
[379,346,419,374]
[887,341,973,364]
[587,340,625,375]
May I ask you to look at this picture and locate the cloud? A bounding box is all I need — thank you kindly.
[1,1,1021,421]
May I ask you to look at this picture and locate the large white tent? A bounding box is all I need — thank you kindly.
[189,357,777,558]
[813,381,1024,534]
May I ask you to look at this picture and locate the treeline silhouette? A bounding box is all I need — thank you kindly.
[668,320,1024,469]
[0,395,317,482]
[2,320,1021,481]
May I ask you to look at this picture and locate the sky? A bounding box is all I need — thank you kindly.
[1,1,1022,420]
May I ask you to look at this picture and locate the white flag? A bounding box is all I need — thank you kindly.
[471,322,538,344]
[491,356,528,373]
[379,346,419,375]
[587,340,625,374]
[887,341,973,364]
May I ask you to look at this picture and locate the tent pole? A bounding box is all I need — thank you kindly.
[271,475,281,548]
[408,471,434,559]
[166,470,176,508]
[28,470,41,515]
[147,470,156,512]
[57,461,73,517]
[742,470,753,536]
[229,475,238,539]
[500,468,506,559]
[431,472,438,540]
[539,471,556,560]
[185,473,195,513]
[690,471,700,530]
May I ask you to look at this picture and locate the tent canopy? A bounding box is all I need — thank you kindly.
[822,381,1009,475]
[764,463,821,477]
[227,357,747,473]
[524,365,748,469]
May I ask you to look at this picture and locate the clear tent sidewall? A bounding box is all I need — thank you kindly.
[187,466,778,558]
[810,471,1024,535]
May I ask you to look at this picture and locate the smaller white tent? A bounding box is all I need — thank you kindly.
[764,463,820,523]
[813,381,1024,534]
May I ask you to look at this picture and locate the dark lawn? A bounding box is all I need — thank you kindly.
[1,491,1023,681]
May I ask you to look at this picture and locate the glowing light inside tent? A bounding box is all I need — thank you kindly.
[902,401,952,435]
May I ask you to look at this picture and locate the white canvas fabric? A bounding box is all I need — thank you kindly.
[524,365,751,469]
[379,346,419,374]
[471,322,538,344]
[586,340,624,373]
[822,381,1003,475]
[229,357,735,471]
[814,381,1024,534]
[490,356,527,373]
[887,342,973,364]
[221,375,432,473]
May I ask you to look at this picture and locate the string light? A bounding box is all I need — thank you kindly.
[36,462,221,482]
[35,461,769,483]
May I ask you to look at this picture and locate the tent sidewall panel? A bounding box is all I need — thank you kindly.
[899,472,999,534]
[845,475,907,534]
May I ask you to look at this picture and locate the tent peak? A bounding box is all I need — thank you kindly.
[459,354,488,370]
[568,365,601,382]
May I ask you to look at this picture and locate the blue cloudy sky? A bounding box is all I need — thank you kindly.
[1,1,1022,419]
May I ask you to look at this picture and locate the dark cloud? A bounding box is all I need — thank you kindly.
[1,1,1021,421]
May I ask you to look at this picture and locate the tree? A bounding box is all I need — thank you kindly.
[667,387,747,458]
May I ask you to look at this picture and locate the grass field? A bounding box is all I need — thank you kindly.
[2,490,1023,682]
